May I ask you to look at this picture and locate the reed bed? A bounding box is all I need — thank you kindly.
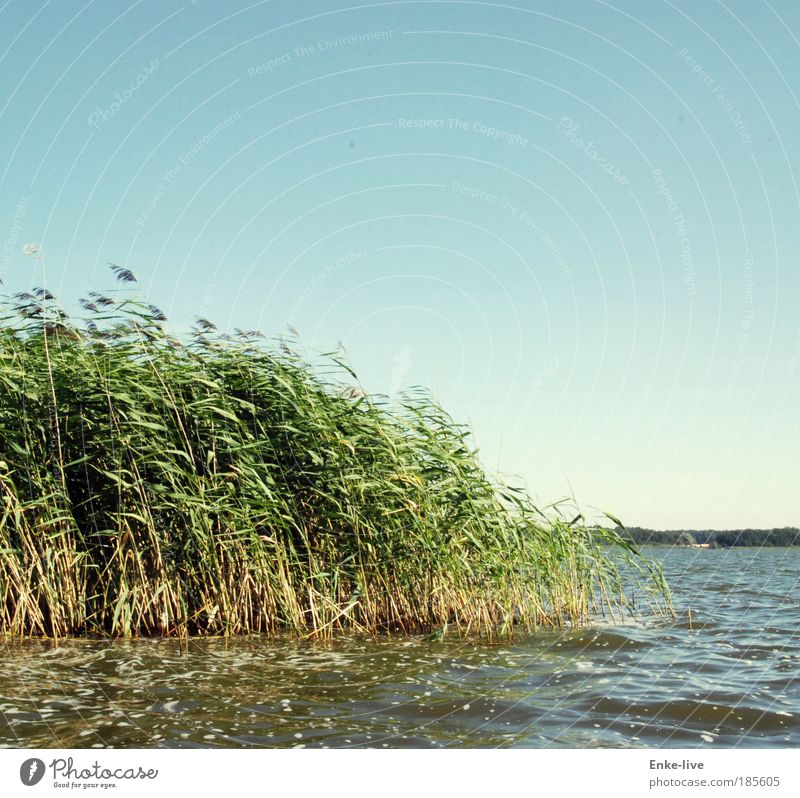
[0,268,671,638]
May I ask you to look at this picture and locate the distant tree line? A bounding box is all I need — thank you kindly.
[618,527,800,547]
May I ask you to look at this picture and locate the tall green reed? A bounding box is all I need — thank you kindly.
[0,267,671,638]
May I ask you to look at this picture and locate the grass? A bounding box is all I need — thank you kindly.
[0,266,671,638]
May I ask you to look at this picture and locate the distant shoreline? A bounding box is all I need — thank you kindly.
[617,527,800,548]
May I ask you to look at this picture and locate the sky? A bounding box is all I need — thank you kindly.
[1,0,798,530]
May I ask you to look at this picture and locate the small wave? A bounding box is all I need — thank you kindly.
[586,696,797,735]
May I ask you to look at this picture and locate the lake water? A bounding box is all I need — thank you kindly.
[1,547,798,748]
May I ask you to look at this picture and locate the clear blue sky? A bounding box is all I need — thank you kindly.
[1,0,798,529]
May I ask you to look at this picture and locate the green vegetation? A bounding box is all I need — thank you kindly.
[620,527,800,548]
[0,268,671,638]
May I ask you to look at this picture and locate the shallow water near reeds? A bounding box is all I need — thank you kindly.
[2,547,798,748]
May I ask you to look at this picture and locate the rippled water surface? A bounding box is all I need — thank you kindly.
[2,547,798,748]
